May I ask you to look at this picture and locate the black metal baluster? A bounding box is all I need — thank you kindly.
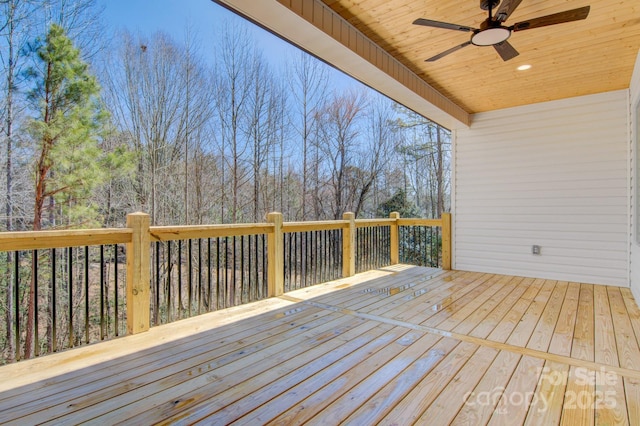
[84,246,89,344]
[429,226,433,266]
[224,237,229,308]
[33,250,39,357]
[372,227,377,268]
[188,239,193,316]
[309,231,314,286]
[198,238,202,315]
[155,241,160,325]
[113,245,119,336]
[232,236,237,306]
[413,226,418,265]
[293,232,298,289]
[371,226,375,269]
[339,229,343,278]
[366,227,370,271]
[240,236,245,304]
[363,227,367,271]
[14,251,20,361]
[307,231,311,287]
[262,234,267,297]
[100,245,105,340]
[68,247,73,348]
[360,228,364,273]
[178,240,183,319]
[166,241,172,323]
[399,227,403,263]
[300,232,304,288]
[317,230,321,284]
[434,226,438,267]
[371,227,375,269]
[327,231,332,280]
[207,238,212,312]
[375,227,380,268]
[253,234,259,301]
[380,227,384,266]
[320,229,329,283]
[378,227,382,267]
[362,227,367,272]
[51,248,57,351]
[291,232,296,290]
[248,235,254,301]
[355,229,359,273]
[437,226,441,267]
[429,226,432,267]
[309,231,313,286]
[105,246,110,337]
[299,232,304,289]
[297,232,301,289]
[372,227,377,269]
[216,237,221,310]
[300,232,308,288]
[426,226,430,266]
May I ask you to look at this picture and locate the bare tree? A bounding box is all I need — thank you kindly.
[103,31,200,225]
[245,53,273,222]
[287,52,327,220]
[213,22,255,223]
[315,90,366,219]
[351,96,396,217]
[178,27,212,224]
[395,106,451,217]
[34,0,105,60]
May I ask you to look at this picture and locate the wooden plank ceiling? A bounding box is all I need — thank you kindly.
[321,0,640,113]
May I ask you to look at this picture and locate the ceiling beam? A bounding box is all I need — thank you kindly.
[213,0,471,129]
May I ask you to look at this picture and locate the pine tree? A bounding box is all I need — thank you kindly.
[23,23,107,358]
[27,23,108,231]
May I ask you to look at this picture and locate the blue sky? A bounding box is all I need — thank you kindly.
[99,0,293,61]
[98,0,358,89]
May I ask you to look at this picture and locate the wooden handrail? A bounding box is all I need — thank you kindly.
[149,223,273,241]
[355,218,396,228]
[282,220,348,233]
[0,229,132,252]
[397,218,443,227]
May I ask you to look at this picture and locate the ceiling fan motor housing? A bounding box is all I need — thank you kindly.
[480,0,500,11]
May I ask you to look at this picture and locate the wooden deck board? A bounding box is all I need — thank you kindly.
[1,266,640,425]
[548,282,581,357]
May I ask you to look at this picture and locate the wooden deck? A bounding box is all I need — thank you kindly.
[1,265,640,425]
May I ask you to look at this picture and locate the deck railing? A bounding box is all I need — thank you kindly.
[0,211,451,363]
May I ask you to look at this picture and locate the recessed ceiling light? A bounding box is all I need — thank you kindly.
[517,64,532,71]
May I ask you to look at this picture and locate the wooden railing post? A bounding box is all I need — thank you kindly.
[389,212,400,265]
[126,212,150,334]
[342,212,356,277]
[267,212,284,297]
[442,212,452,270]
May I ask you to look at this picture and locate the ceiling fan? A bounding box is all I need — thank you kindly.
[413,0,590,62]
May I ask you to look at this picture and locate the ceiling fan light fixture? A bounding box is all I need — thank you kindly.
[471,27,511,46]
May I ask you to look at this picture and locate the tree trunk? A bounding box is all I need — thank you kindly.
[4,3,16,361]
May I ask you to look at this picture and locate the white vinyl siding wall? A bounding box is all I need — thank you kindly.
[454,90,629,286]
